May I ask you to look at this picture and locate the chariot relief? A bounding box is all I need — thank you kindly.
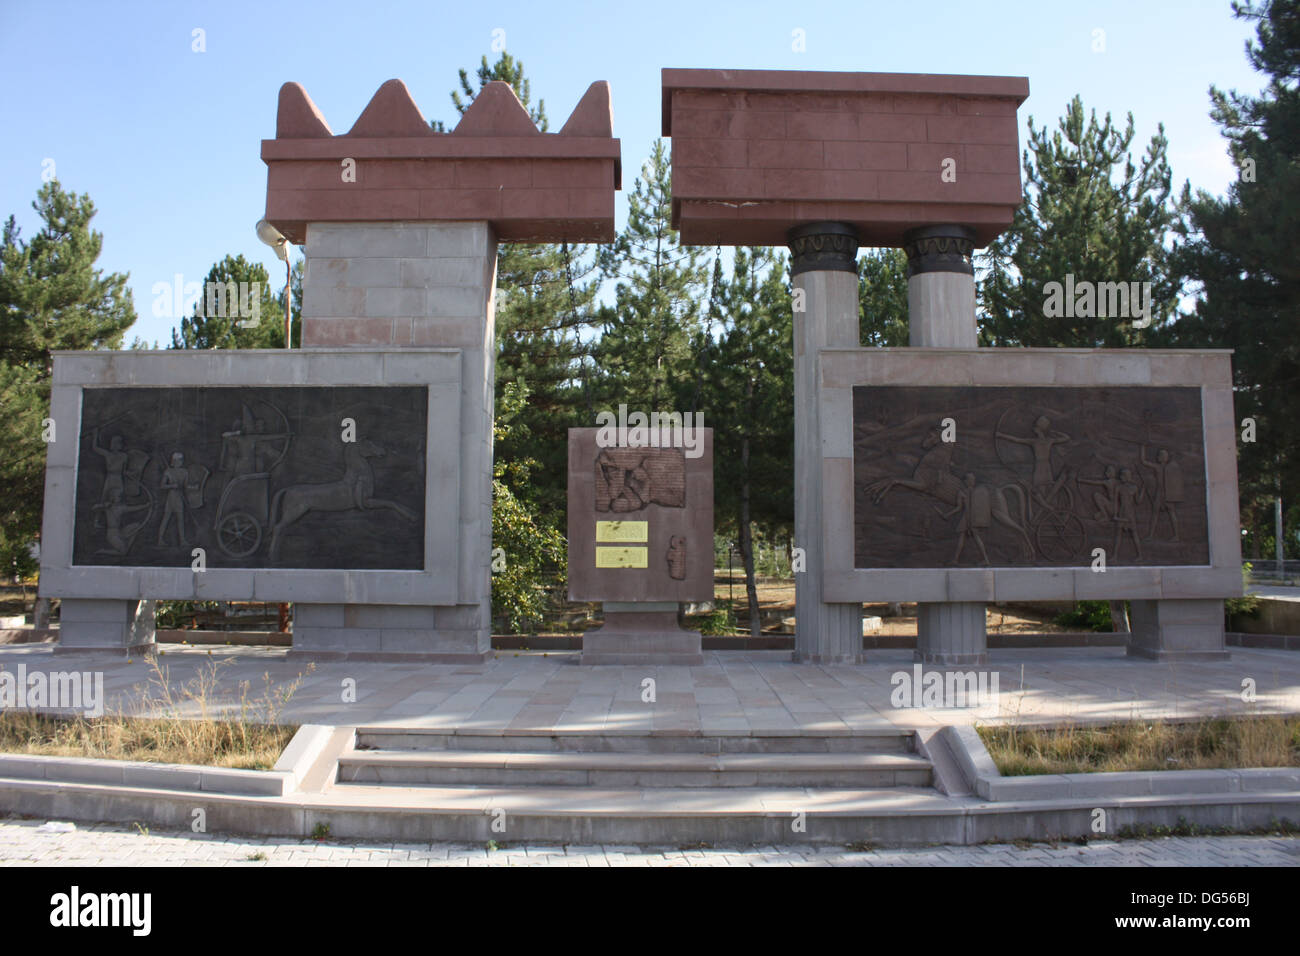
[72,387,426,570]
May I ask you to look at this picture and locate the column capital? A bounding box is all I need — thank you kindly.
[902,225,976,277]
[786,222,859,276]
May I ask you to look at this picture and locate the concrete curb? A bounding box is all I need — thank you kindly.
[0,722,340,798]
[942,724,1300,801]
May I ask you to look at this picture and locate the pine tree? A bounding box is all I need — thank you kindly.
[978,96,1182,348]
[858,247,910,346]
[1168,0,1300,555]
[699,247,794,636]
[169,253,298,349]
[594,139,708,414]
[432,53,603,627]
[0,182,137,574]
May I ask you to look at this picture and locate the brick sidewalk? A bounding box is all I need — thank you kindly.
[0,820,1296,866]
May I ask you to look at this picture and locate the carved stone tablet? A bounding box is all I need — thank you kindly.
[72,386,426,570]
[853,386,1209,568]
[568,428,712,602]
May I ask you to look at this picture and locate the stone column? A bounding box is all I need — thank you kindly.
[904,225,987,667]
[1127,599,1229,660]
[291,220,496,661]
[55,598,155,656]
[789,223,864,664]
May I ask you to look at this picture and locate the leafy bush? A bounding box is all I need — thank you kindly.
[1052,600,1114,632]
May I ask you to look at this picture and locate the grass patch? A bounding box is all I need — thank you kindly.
[978,715,1300,776]
[0,657,306,770]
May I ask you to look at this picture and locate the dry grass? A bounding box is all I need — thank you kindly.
[979,715,1300,776]
[0,657,308,769]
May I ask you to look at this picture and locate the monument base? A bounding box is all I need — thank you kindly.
[915,602,988,666]
[289,602,491,663]
[1126,598,1230,661]
[54,598,156,657]
[581,602,704,666]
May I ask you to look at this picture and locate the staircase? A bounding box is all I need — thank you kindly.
[312,728,965,845]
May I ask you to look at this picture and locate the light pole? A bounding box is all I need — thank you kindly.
[255,219,292,347]
[255,220,293,635]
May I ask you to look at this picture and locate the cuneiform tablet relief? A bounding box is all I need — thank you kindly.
[73,386,427,570]
[853,386,1209,569]
[594,447,686,513]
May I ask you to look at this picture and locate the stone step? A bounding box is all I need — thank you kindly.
[353,728,918,755]
[337,749,933,789]
[308,782,968,845]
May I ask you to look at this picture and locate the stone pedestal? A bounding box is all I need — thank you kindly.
[1127,599,1229,661]
[581,602,704,666]
[291,221,497,661]
[904,225,988,666]
[789,223,864,664]
[916,603,987,666]
[55,598,155,656]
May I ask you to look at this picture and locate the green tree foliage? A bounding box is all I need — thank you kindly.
[858,247,910,346]
[0,182,137,574]
[1168,0,1300,553]
[169,253,299,349]
[491,382,565,631]
[697,248,794,636]
[437,54,602,522]
[595,139,708,413]
[978,96,1182,347]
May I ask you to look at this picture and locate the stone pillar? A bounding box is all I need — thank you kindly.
[1127,599,1229,661]
[291,221,497,661]
[55,598,155,656]
[904,225,988,666]
[789,223,864,664]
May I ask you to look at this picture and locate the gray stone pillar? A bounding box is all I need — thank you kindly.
[55,598,155,656]
[1127,599,1229,661]
[789,223,864,664]
[904,225,988,666]
[290,221,497,661]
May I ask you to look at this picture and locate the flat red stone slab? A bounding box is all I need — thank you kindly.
[263,79,621,244]
[661,68,1029,248]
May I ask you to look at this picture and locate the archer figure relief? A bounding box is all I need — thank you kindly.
[1141,446,1184,540]
[852,386,1209,569]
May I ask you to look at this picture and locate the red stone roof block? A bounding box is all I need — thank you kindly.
[661,68,1029,247]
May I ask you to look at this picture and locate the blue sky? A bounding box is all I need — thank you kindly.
[0,0,1263,346]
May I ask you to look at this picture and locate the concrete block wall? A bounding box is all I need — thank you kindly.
[297,221,498,659]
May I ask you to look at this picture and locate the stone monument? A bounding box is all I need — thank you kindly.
[661,68,1241,663]
[39,78,620,660]
[568,427,713,664]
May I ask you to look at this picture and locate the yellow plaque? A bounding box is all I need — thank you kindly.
[595,520,648,543]
[595,546,648,568]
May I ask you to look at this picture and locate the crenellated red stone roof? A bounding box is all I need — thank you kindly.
[262,79,621,244]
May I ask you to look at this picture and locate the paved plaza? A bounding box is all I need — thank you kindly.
[0,818,1295,866]
[3,641,1297,732]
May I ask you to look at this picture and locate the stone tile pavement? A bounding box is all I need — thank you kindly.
[2,642,1297,733]
[0,819,1296,866]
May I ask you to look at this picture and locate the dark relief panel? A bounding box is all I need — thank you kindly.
[73,387,427,570]
[853,386,1209,569]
